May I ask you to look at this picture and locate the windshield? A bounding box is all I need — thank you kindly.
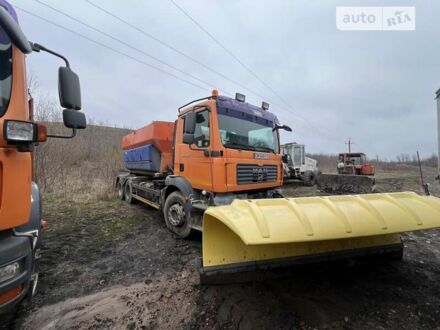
[217,108,279,153]
[0,26,12,117]
[348,156,362,165]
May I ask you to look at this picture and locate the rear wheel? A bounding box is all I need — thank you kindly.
[117,181,125,200]
[164,191,193,238]
[124,181,134,204]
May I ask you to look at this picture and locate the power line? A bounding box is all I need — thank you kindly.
[15,3,324,140]
[168,0,341,141]
[29,1,319,137]
[34,0,233,96]
[85,0,331,139]
[12,4,303,135]
[85,0,272,102]
[37,0,340,142]
[13,5,208,92]
[10,4,288,125]
[169,0,265,89]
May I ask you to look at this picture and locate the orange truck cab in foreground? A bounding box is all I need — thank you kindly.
[0,1,85,312]
[117,91,291,235]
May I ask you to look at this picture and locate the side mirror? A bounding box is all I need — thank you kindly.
[0,7,32,54]
[59,67,81,110]
[182,133,194,145]
[182,112,196,145]
[63,109,86,129]
[282,155,289,163]
[184,112,196,134]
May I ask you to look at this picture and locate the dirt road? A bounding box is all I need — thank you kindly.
[7,166,440,329]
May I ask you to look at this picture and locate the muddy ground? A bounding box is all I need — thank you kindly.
[5,164,440,329]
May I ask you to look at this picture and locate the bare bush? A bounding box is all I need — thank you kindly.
[308,153,339,173]
[33,94,130,200]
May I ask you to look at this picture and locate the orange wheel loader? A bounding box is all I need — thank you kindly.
[337,152,375,175]
[0,1,86,313]
[117,91,440,283]
[317,153,376,194]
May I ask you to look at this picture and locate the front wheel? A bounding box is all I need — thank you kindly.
[163,191,193,238]
[303,171,316,186]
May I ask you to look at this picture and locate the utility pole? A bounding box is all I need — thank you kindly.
[417,151,425,187]
[345,137,354,153]
[436,88,440,180]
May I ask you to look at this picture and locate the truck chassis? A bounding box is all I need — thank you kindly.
[116,172,282,237]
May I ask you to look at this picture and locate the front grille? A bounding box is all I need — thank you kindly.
[236,164,278,185]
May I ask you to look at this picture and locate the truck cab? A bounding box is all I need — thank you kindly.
[175,93,285,195]
[0,1,85,312]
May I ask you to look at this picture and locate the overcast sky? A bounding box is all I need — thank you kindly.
[9,0,440,159]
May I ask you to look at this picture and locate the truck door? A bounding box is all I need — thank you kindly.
[177,108,212,191]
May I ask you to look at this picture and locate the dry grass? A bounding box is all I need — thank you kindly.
[33,96,130,201]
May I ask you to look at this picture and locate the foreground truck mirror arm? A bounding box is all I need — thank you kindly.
[31,43,86,138]
[46,110,87,139]
[0,7,86,138]
[31,43,82,111]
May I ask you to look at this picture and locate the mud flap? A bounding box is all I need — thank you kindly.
[200,192,440,283]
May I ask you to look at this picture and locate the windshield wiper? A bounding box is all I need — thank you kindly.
[224,142,256,151]
[224,142,276,154]
[254,146,276,154]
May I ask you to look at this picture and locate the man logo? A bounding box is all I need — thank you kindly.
[252,167,268,182]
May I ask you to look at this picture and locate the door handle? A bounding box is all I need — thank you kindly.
[203,150,223,157]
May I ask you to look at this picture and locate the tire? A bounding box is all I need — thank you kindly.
[163,191,193,238]
[303,171,316,186]
[124,180,134,204]
[117,181,125,200]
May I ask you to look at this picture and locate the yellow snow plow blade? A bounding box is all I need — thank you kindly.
[200,192,440,282]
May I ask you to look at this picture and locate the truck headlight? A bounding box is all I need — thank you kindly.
[3,120,36,142]
[0,261,22,283]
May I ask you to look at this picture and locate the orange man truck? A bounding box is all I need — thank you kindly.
[0,2,85,312]
[117,91,440,283]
